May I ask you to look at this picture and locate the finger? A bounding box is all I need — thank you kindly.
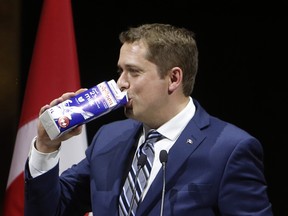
[73,125,83,135]
[39,104,50,115]
[75,88,88,95]
[50,97,64,106]
[49,92,75,107]
[59,125,83,141]
[61,92,76,99]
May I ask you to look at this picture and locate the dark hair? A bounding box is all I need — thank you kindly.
[119,23,198,96]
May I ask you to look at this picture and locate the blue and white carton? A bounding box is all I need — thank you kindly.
[40,79,128,140]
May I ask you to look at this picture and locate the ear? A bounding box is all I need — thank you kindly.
[168,67,182,93]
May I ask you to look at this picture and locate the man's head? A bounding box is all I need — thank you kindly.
[117,23,199,128]
[119,23,198,96]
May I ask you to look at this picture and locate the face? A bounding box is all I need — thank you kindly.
[117,41,169,128]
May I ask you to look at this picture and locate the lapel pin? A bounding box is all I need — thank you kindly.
[186,139,193,144]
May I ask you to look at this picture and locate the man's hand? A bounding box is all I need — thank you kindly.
[35,88,87,153]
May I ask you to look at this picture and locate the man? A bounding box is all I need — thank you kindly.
[25,23,273,215]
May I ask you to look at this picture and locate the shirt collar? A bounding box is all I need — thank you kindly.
[143,97,195,141]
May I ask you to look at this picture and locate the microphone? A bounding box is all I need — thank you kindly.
[128,154,147,216]
[159,150,168,216]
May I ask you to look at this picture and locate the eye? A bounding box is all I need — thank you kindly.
[116,68,123,76]
[127,68,141,77]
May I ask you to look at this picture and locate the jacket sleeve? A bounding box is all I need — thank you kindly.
[24,157,91,216]
[218,136,273,215]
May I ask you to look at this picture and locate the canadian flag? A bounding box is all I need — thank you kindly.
[3,0,90,215]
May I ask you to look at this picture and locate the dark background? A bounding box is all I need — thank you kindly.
[1,1,287,215]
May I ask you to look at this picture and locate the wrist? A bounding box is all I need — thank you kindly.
[35,136,61,153]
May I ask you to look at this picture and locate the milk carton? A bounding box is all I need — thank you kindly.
[40,79,128,140]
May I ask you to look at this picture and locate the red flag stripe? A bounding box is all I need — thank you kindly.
[3,0,88,215]
[3,173,25,216]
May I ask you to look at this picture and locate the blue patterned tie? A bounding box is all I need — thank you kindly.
[119,130,163,216]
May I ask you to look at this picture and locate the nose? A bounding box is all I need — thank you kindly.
[117,72,129,92]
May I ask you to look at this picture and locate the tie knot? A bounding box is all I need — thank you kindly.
[145,129,163,144]
[138,130,163,157]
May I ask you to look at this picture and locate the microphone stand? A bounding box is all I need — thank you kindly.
[159,150,168,216]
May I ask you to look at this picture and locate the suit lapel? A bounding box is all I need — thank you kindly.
[137,117,207,215]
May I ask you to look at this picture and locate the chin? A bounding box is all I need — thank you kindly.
[124,107,133,117]
[125,107,141,121]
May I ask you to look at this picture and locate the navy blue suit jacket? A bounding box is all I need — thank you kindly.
[25,100,273,215]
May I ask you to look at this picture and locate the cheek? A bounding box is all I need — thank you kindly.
[140,84,158,97]
[141,87,165,106]
[132,77,167,101]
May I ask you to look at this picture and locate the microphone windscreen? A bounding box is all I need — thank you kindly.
[160,150,168,163]
[138,154,147,167]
